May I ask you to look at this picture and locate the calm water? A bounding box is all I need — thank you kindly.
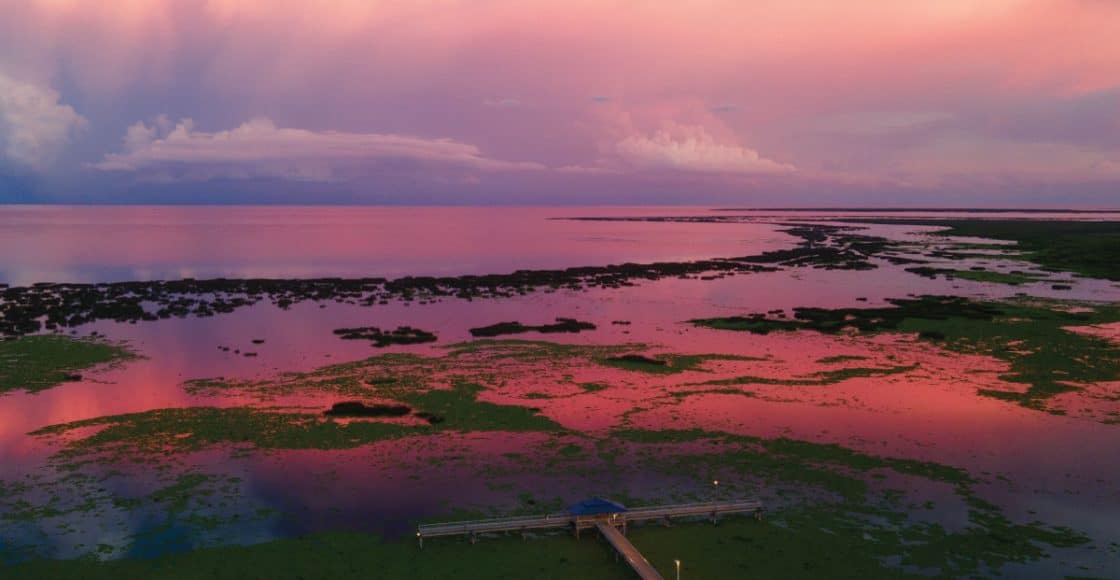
[4,205,1119,285]
[0,206,797,285]
[2,206,1119,575]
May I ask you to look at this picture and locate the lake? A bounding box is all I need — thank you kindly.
[2,206,1119,578]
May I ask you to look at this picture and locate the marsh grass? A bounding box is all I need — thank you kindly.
[0,335,137,395]
[693,297,1120,415]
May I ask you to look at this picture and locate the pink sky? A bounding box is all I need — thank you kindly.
[1,0,1118,204]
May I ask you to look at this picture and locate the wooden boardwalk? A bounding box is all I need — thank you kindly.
[595,521,663,580]
[417,498,763,577]
[417,499,763,541]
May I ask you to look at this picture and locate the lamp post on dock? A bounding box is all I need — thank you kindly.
[675,559,681,580]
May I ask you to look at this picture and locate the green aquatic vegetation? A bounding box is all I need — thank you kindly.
[123,473,219,514]
[692,295,1003,335]
[7,507,1088,580]
[8,424,1095,578]
[694,364,919,388]
[0,335,138,395]
[322,402,412,417]
[667,386,757,400]
[185,340,619,401]
[633,500,1087,579]
[396,381,563,433]
[612,429,971,489]
[0,236,782,336]
[854,219,1120,281]
[816,354,868,364]
[332,325,438,347]
[33,382,562,462]
[11,429,1086,579]
[930,220,1120,281]
[600,352,766,374]
[612,429,1088,576]
[185,340,769,401]
[469,318,596,337]
[442,339,635,362]
[890,301,1120,409]
[0,480,30,499]
[31,407,414,459]
[693,297,1120,415]
[8,529,635,580]
[906,266,1047,285]
[742,223,903,271]
[948,269,1047,285]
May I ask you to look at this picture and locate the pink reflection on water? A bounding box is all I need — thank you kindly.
[3,208,1120,561]
[0,206,793,285]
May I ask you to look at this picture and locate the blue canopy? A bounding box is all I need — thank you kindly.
[568,497,627,516]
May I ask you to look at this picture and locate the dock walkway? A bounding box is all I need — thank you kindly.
[417,499,762,541]
[595,521,663,580]
[417,498,763,576]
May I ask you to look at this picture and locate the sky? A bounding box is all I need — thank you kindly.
[1,0,1118,206]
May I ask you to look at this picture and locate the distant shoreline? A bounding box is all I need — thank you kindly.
[713,207,1120,213]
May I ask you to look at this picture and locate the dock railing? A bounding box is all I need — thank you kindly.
[416,498,763,546]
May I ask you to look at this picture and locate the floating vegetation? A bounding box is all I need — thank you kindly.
[601,353,767,375]
[0,223,913,337]
[848,219,1120,281]
[469,318,596,337]
[34,384,563,462]
[694,296,1120,416]
[691,364,919,388]
[906,266,1048,286]
[0,335,138,395]
[609,429,1089,576]
[691,295,1003,335]
[332,326,438,347]
[603,354,666,368]
[816,355,868,364]
[323,401,412,418]
[7,427,1094,578]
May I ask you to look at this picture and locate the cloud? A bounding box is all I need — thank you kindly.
[816,111,954,136]
[0,73,87,170]
[614,125,793,175]
[590,96,611,103]
[708,104,738,113]
[483,97,521,108]
[892,134,1120,182]
[93,117,545,181]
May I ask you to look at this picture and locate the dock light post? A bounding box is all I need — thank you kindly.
[675,559,681,580]
[713,479,719,501]
[417,531,423,550]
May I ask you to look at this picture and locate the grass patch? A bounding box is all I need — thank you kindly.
[600,353,765,375]
[469,318,596,338]
[816,355,868,364]
[7,530,633,580]
[0,335,138,395]
[332,326,437,347]
[33,382,562,462]
[931,220,1120,281]
[906,267,1046,286]
[694,364,918,388]
[849,219,1120,281]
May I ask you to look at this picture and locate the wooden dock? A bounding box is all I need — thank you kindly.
[595,521,663,580]
[417,499,762,541]
[417,498,763,577]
